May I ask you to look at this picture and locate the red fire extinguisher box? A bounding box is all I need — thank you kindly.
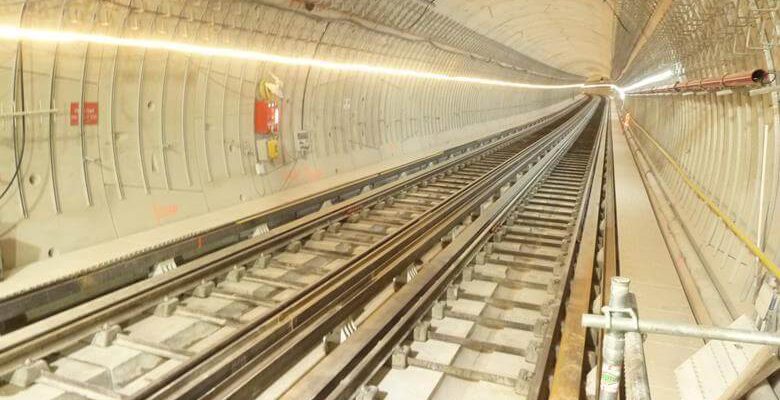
[254,100,279,134]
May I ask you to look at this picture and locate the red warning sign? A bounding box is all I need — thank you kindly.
[254,100,279,134]
[69,103,79,126]
[70,102,99,126]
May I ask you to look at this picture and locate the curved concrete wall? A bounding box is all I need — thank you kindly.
[626,93,779,316]
[0,0,579,270]
[621,0,780,316]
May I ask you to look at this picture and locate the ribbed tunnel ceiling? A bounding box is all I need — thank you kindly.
[435,0,616,79]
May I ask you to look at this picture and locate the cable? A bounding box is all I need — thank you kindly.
[0,142,24,202]
[603,0,630,32]
[405,0,434,31]
[0,44,26,202]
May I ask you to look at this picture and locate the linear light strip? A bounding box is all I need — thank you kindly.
[585,70,675,99]
[0,25,586,90]
[621,70,674,93]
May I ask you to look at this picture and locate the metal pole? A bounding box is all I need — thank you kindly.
[599,277,632,400]
[582,315,780,347]
[624,327,651,400]
[622,293,651,400]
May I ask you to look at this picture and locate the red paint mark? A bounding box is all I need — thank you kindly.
[70,102,99,126]
[304,166,324,181]
[69,102,79,126]
[152,203,179,224]
[287,165,324,184]
[196,237,204,249]
[83,102,98,125]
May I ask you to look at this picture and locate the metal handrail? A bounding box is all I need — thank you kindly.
[584,313,780,346]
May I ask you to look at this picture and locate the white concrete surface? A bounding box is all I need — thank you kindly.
[612,103,703,399]
[0,98,580,299]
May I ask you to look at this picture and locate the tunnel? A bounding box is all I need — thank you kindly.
[0,1,779,399]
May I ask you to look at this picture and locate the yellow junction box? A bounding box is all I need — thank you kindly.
[267,138,280,160]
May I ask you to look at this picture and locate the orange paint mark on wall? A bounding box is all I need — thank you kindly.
[152,204,179,224]
[303,165,324,182]
[287,165,324,184]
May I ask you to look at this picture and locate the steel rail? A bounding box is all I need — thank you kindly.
[548,102,611,399]
[0,100,590,380]
[139,100,602,400]
[594,104,620,400]
[280,100,603,400]
[525,100,606,400]
[0,98,585,331]
[0,100,585,374]
[164,100,602,400]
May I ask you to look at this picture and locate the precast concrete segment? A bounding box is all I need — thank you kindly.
[0,0,581,286]
[0,101,595,400]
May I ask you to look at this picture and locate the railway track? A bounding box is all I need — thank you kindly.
[279,100,607,400]
[0,99,601,400]
[0,100,581,334]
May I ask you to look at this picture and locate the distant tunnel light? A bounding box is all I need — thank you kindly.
[618,70,675,98]
[0,25,586,90]
[582,70,675,99]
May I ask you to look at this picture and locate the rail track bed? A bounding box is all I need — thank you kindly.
[276,99,607,400]
[340,120,599,400]
[0,98,607,400]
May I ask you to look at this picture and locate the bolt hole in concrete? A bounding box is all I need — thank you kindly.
[28,174,40,186]
[47,248,57,258]
[147,100,156,111]
[240,194,247,202]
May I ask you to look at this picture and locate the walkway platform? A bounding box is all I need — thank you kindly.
[610,102,703,399]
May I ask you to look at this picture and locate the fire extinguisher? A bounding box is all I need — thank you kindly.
[255,76,284,162]
[254,78,280,135]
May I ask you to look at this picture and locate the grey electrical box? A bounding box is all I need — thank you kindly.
[296,130,310,158]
